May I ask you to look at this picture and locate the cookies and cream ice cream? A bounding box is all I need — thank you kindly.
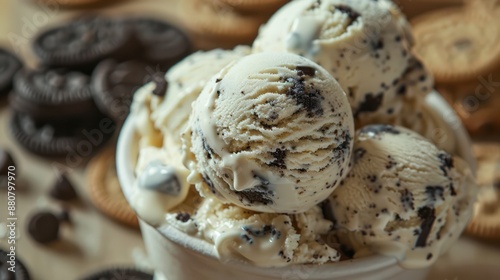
[326,125,476,268]
[182,52,354,213]
[130,47,251,224]
[123,0,476,272]
[253,0,423,124]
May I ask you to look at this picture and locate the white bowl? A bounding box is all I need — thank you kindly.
[116,91,474,280]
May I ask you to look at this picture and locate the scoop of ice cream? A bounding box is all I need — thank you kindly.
[130,47,250,224]
[182,52,354,213]
[326,125,476,268]
[153,46,251,147]
[165,195,339,267]
[253,0,425,123]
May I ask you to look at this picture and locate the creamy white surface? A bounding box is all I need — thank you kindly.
[129,47,251,225]
[182,52,354,213]
[164,195,339,267]
[253,0,430,125]
[327,125,476,268]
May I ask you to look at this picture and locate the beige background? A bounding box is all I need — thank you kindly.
[0,0,500,279]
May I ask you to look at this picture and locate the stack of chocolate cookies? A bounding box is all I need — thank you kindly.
[8,15,192,158]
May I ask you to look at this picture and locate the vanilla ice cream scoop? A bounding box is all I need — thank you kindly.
[182,52,354,213]
[130,47,250,225]
[326,125,476,268]
[253,0,420,123]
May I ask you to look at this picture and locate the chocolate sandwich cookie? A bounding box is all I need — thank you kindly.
[27,211,61,244]
[87,147,139,228]
[466,143,500,240]
[412,5,500,83]
[80,268,153,280]
[91,60,166,123]
[0,248,31,280]
[9,112,115,157]
[0,48,22,97]
[32,15,132,70]
[10,68,98,121]
[126,18,192,70]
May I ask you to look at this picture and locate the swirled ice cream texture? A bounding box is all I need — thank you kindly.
[326,125,476,268]
[165,196,339,267]
[130,47,251,225]
[253,0,431,124]
[182,52,354,213]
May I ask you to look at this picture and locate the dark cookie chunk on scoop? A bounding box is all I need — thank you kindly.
[33,15,133,70]
[0,48,22,97]
[10,68,97,121]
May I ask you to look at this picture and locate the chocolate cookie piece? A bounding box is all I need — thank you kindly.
[80,268,153,280]
[0,48,22,97]
[32,15,132,70]
[0,148,15,177]
[9,112,115,157]
[27,211,60,243]
[126,17,191,70]
[0,249,31,280]
[50,174,78,201]
[91,60,158,122]
[10,68,98,121]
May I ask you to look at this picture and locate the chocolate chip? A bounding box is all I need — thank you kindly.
[28,211,60,243]
[0,148,14,177]
[269,148,287,169]
[50,174,78,201]
[354,148,366,162]
[359,124,401,135]
[427,253,433,260]
[437,152,454,177]
[334,5,360,22]
[151,74,167,96]
[202,174,217,194]
[396,85,407,95]
[425,186,444,202]
[296,66,316,76]
[415,206,436,248]
[236,185,274,206]
[200,132,214,160]
[400,189,415,211]
[333,134,351,156]
[285,77,324,117]
[175,212,191,223]
[355,93,383,116]
[372,39,384,50]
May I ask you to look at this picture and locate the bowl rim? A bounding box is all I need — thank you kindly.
[116,90,474,274]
